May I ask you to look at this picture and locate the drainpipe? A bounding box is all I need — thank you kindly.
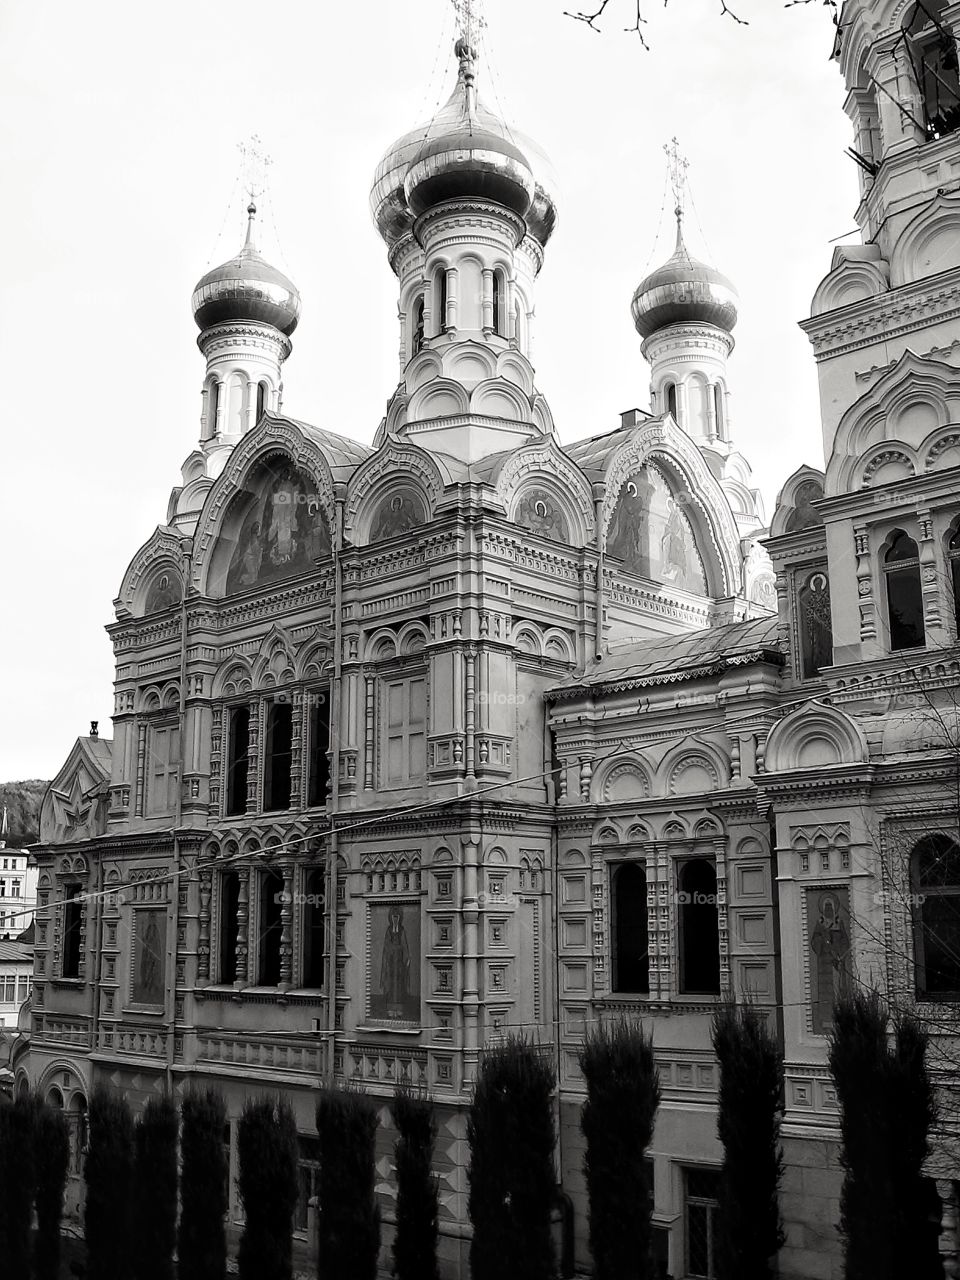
[166,538,191,1093]
[325,495,345,1077]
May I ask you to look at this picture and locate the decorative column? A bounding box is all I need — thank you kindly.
[197,867,212,983]
[917,507,944,637]
[290,691,304,810]
[445,266,457,332]
[714,835,731,996]
[246,698,260,814]
[135,723,147,818]
[245,379,256,433]
[505,278,517,342]
[579,755,593,801]
[235,870,250,985]
[280,862,294,988]
[464,647,477,780]
[481,268,494,333]
[210,706,223,815]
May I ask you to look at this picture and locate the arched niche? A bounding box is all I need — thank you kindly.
[605,462,708,595]
[207,453,332,597]
[368,487,428,544]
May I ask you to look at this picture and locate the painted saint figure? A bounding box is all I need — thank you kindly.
[379,904,411,1017]
[809,889,851,1032]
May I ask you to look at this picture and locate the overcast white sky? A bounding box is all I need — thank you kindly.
[0,0,856,781]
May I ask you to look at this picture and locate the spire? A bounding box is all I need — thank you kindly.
[664,136,690,254]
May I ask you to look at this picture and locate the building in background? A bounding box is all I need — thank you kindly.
[0,811,40,940]
[25,2,960,1277]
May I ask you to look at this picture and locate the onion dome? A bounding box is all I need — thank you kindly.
[192,203,301,336]
[631,216,738,340]
[370,40,558,249]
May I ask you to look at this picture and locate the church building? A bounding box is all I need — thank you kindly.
[28,1,960,1276]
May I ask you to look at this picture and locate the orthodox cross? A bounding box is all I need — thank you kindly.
[451,0,486,51]
[238,134,272,206]
[664,136,690,225]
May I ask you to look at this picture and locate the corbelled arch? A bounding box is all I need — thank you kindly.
[344,437,445,546]
[493,437,595,546]
[115,525,186,619]
[764,700,868,774]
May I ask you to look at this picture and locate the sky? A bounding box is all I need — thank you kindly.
[0,0,857,781]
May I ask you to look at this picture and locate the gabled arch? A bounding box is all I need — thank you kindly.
[115,526,185,619]
[770,465,826,537]
[492,437,595,546]
[365,628,398,662]
[810,245,889,317]
[252,624,298,689]
[213,657,253,698]
[892,190,960,287]
[408,378,470,421]
[344,437,444,546]
[190,417,339,596]
[764,700,868,774]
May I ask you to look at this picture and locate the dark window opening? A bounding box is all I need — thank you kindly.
[226,705,250,816]
[62,885,83,979]
[303,868,325,989]
[685,1167,721,1279]
[256,381,268,420]
[713,383,725,438]
[264,700,294,811]
[412,296,425,356]
[913,833,960,999]
[208,380,221,437]
[679,860,720,995]
[492,271,502,334]
[884,530,926,650]
[666,382,678,421]
[612,861,649,994]
[219,871,240,984]
[307,693,331,808]
[949,527,960,634]
[295,1136,322,1232]
[799,569,833,679]
[904,2,960,141]
[436,268,448,335]
[258,869,284,986]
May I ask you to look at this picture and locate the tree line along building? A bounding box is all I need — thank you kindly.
[27,1,960,1275]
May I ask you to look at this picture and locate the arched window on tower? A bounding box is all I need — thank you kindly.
[435,268,448,335]
[678,859,720,995]
[256,381,269,421]
[903,1,960,142]
[947,525,960,635]
[713,383,725,439]
[912,833,960,1000]
[412,295,425,356]
[611,861,649,994]
[492,270,503,336]
[884,529,926,651]
[208,379,221,438]
[665,382,679,422]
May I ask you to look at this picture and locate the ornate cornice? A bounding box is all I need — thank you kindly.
[800,271,960,361]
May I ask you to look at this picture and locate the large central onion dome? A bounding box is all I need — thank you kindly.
[192,203,301,336]
[631,217,738,340]
[370,39,558,251]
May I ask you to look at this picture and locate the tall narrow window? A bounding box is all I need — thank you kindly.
[302,868,325,989]
[307,693,331,808]
[208,379,221,437]
[904,1,960,141]
[912,833,960,1000]
[666,382,678,421]
[679,860,720,995]
[219,871,240,984]
[412,296,425,356]
[436,268,448,335]
[383,677,427,786]
[492,271,502,335]
[948,527,960,635]
[798,570,833,678]
[685,1168,721,1279]
[611,862,649,993]
[256,381,268,420]
[226,705,250,817]
[146,723,180,817]
[263,700,294,811]
[713,383,725,438]
[258,869,284,986]
[62,885,83,979]
[884,530,926,650]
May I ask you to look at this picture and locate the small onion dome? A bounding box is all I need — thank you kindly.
[192,203,301,336]
[631,220,738,340]
[370,121,429,250]
[403,40,535,221]
[509,126,560,248]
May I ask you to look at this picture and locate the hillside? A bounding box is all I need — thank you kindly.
[0,780,48,846]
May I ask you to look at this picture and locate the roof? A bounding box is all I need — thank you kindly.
[565,421,647,480]
[549,614,783,699]
[0,940,32,964]
[289,419,373,477]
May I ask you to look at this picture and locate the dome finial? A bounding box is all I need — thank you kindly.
[664,136,690,251]
[244,200,258,252]
[452,0,485,89]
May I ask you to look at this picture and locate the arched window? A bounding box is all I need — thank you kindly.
[303,868,325,988]
[256,381,269,420]
[219,870,240,984]
[666,382,678,421]
[678,859,720,995]
[208,379,221,438]
[904,1,960,141]
[884,530,926,650]
[412,296,425,356]
[713,384,725,439]
[435,268,448,335]
[912,833,960,1000]
[258,868,284,986]
[492,270,502,335]
[798,570,833,678]
[611,861,649,994]
[948,526,960,635]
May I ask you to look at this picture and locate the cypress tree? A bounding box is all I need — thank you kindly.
[579,1017,661,1280]
[85,1087,134,1280]
[390,1086,439,1280]
[467,1035,557,1280]
[711,1003,785,1280]
[315,1085,381,1280]
[33,1097,70,1280]
[178,1088,228,1280]
[132,1094,179,1280]
[237,1095,299,1280]
[0,1093,36,1278]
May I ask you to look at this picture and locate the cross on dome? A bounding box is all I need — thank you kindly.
[664,136,690,227]
[451,0,486,55]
